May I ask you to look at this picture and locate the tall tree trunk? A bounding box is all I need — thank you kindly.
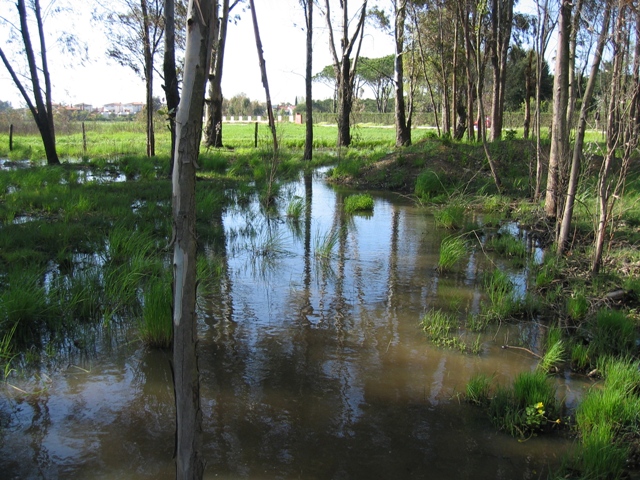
[205,0,234,148]
[325,0,367,147]
[566,0,584,131]
[394,0,411,147]
[163,0,180,175]
[141,0,155,157]
[593,1,626,275]
[249,0,278,151]
[172,0,215,478]
[534,0,553,200]
[489,0,514,141]
[303,0,313,160]
[545,0,572,219]
[523,50,533,139]
[0,0,59,165]
[557,2,611,256]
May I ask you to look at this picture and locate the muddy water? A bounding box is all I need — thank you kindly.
[0,170,589,479]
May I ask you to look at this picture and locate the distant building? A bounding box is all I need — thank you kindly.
[74,103,94,111]
[103,102,123,114]
[123,102,144,114]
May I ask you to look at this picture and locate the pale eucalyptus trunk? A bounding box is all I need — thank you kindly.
[557,2,611,256]
[593,1,627,275]
[172,0,215,478]
[249,0,278,151]
[545,0,572,219]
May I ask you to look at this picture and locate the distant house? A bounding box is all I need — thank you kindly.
[74,103,93,111]
[103,102,123,114]
[123,102,144,114]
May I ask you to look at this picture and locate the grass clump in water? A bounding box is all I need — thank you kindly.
[420,309,477,353]
[466,373,493,406]
[486,370,561,439]
[433,203,466,229]
[139,273,173,349]
[344,193,374,214]
[286,196,305,220]
[438,236,467,272]
[559,357,640,479]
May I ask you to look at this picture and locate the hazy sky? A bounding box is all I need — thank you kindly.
[0,0,395,108]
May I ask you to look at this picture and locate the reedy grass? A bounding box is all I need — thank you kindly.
[420,309,478,353]
[466,373,493,405]
[537,339,565,374]
[485,233,527,262]
[433,203,465,229]
[286,196,305,220]
[588,308,636,359]
[344,193,374,214]
[438,236,467,271]
[0,268,51,348]
[139,273,173,348]
[577,423,629,480]
[566,290,589,321]
[486,370,560,438]
[314,227,341,260]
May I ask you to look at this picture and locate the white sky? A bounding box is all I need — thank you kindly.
[0,0,395,109]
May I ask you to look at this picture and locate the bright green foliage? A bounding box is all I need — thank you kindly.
[485,370,560,438]
[438,236,467,271]
[415,169,449,201]
[434,203,465,229]
[589,309,636,358]
[344,193,374,213]
[139,274,173,349]
[466,373,492,405]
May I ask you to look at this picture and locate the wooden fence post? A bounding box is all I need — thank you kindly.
[254,122,258,148]
[82,122,87,156]
[9,124,13,151]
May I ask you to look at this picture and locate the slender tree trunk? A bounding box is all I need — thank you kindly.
[534,0,552,200]
[325,0,367,147]
[558,2,611,255]
[172,0,215,478]
[566,0,584,131]
[141,0,155,157]
[205,0,233,148]
[394,0,411,147]
[0,0,59,165]
[489,0,514,141]
[303,0,313,160]
[163,0,180,175]
[249,0,278,151]
[593,1,626,275]
[545,0,572,219]
[523,50,533,139]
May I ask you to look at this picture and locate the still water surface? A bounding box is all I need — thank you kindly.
[0,169,588,479]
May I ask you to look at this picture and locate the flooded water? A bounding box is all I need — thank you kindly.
[0,170,590,479]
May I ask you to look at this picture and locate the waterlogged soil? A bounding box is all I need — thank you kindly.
[0,169,591,479]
